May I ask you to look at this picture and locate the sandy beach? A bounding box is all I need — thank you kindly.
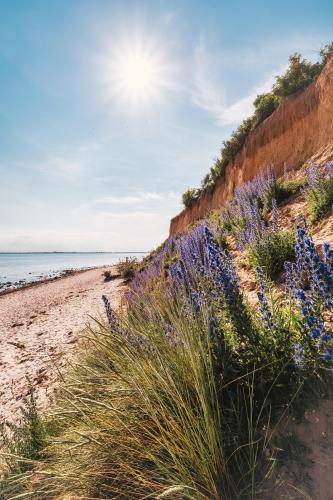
[0,267,123,423]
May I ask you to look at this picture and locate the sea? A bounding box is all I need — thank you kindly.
[0,252,146,291]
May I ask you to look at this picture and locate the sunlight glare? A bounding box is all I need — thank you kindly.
[103,38,171,109]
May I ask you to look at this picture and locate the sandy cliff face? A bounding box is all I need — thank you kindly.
[170,56,333,235]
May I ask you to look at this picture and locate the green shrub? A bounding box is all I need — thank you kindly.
[307,177,333,222]
[320,41,333,65]
[182,187,200,208]
[117,257,138,280]
[275,178,306,204]
[222,117,254,161]
[103,270,113,281]
[252,93,280,128]
[247,230,295,281]
[0,387,49,497]
[272,53,322,98]
[263,178,306,211]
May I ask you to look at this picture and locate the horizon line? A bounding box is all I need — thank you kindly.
[0,251,148,254]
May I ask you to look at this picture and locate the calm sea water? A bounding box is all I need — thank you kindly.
[0,252,145,290]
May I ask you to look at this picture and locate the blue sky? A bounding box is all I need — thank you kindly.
[1,0,333,251]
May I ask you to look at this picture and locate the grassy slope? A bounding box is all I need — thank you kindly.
[2,165,333,499]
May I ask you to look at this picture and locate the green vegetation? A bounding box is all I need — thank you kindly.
[182,187,200,208]
[273,177,306,206]
[247,230,295,281]
[307,175,333,222]
[0,387,49,497]
[117,257,138,280]
[182,42,333,207]
[103,269,113,281]
[2,216,333,498]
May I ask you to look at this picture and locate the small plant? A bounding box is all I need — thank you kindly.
[117,257,138,280]
[305,162,333,222]
[276,433,309,468]
[0,385,49,497]
[248,230,295,281]
[272,53,322,98]
[275,178,306,205]
[263,177,306,211]
[103,269,113,281]
[236,187,293,281]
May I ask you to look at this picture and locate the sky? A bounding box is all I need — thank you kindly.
[1,0,333,252]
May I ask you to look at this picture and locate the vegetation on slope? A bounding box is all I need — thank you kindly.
[182,42,333,208]
[2,164,333,499]
[305,162,333,222]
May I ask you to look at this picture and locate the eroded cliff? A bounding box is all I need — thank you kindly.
[170,55,333,235]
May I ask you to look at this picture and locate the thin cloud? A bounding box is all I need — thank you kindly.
[191,33,327,126]
[14,143,102,179]
[216,73,277,125]
[192,37,282,126]
[76,191,180,212]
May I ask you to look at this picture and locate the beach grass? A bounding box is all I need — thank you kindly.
[2,164,333,499]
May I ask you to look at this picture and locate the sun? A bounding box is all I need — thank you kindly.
[115,48,160,100]
[102,38,170,109]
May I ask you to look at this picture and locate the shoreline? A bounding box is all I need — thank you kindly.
[0,265,124,423]
[0,264,119,297]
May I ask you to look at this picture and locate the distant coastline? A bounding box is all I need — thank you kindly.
[0,251,146,294]
[0,251,147,254]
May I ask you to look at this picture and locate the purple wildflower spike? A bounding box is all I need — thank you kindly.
[102,295,119,330]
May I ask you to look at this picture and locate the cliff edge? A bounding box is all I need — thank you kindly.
[170,55,333,235]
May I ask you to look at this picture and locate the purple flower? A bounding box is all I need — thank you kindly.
[256,266,275,330]
[102,295,119,330]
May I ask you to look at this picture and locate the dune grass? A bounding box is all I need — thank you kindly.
[2,174,333,499]
[0,292,297,499]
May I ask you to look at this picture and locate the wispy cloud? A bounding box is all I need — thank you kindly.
[192,37,282,126]
[76,190,180,213]
[216,74,277,125]
[14,141,102,179]
[191,32,328,126]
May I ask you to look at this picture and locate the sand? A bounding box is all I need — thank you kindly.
[0,267,124,423]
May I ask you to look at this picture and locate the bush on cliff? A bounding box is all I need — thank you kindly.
[252,92,280,128]
[183,42,333,207]
[272,53,322,98]
[182,187,200,208]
